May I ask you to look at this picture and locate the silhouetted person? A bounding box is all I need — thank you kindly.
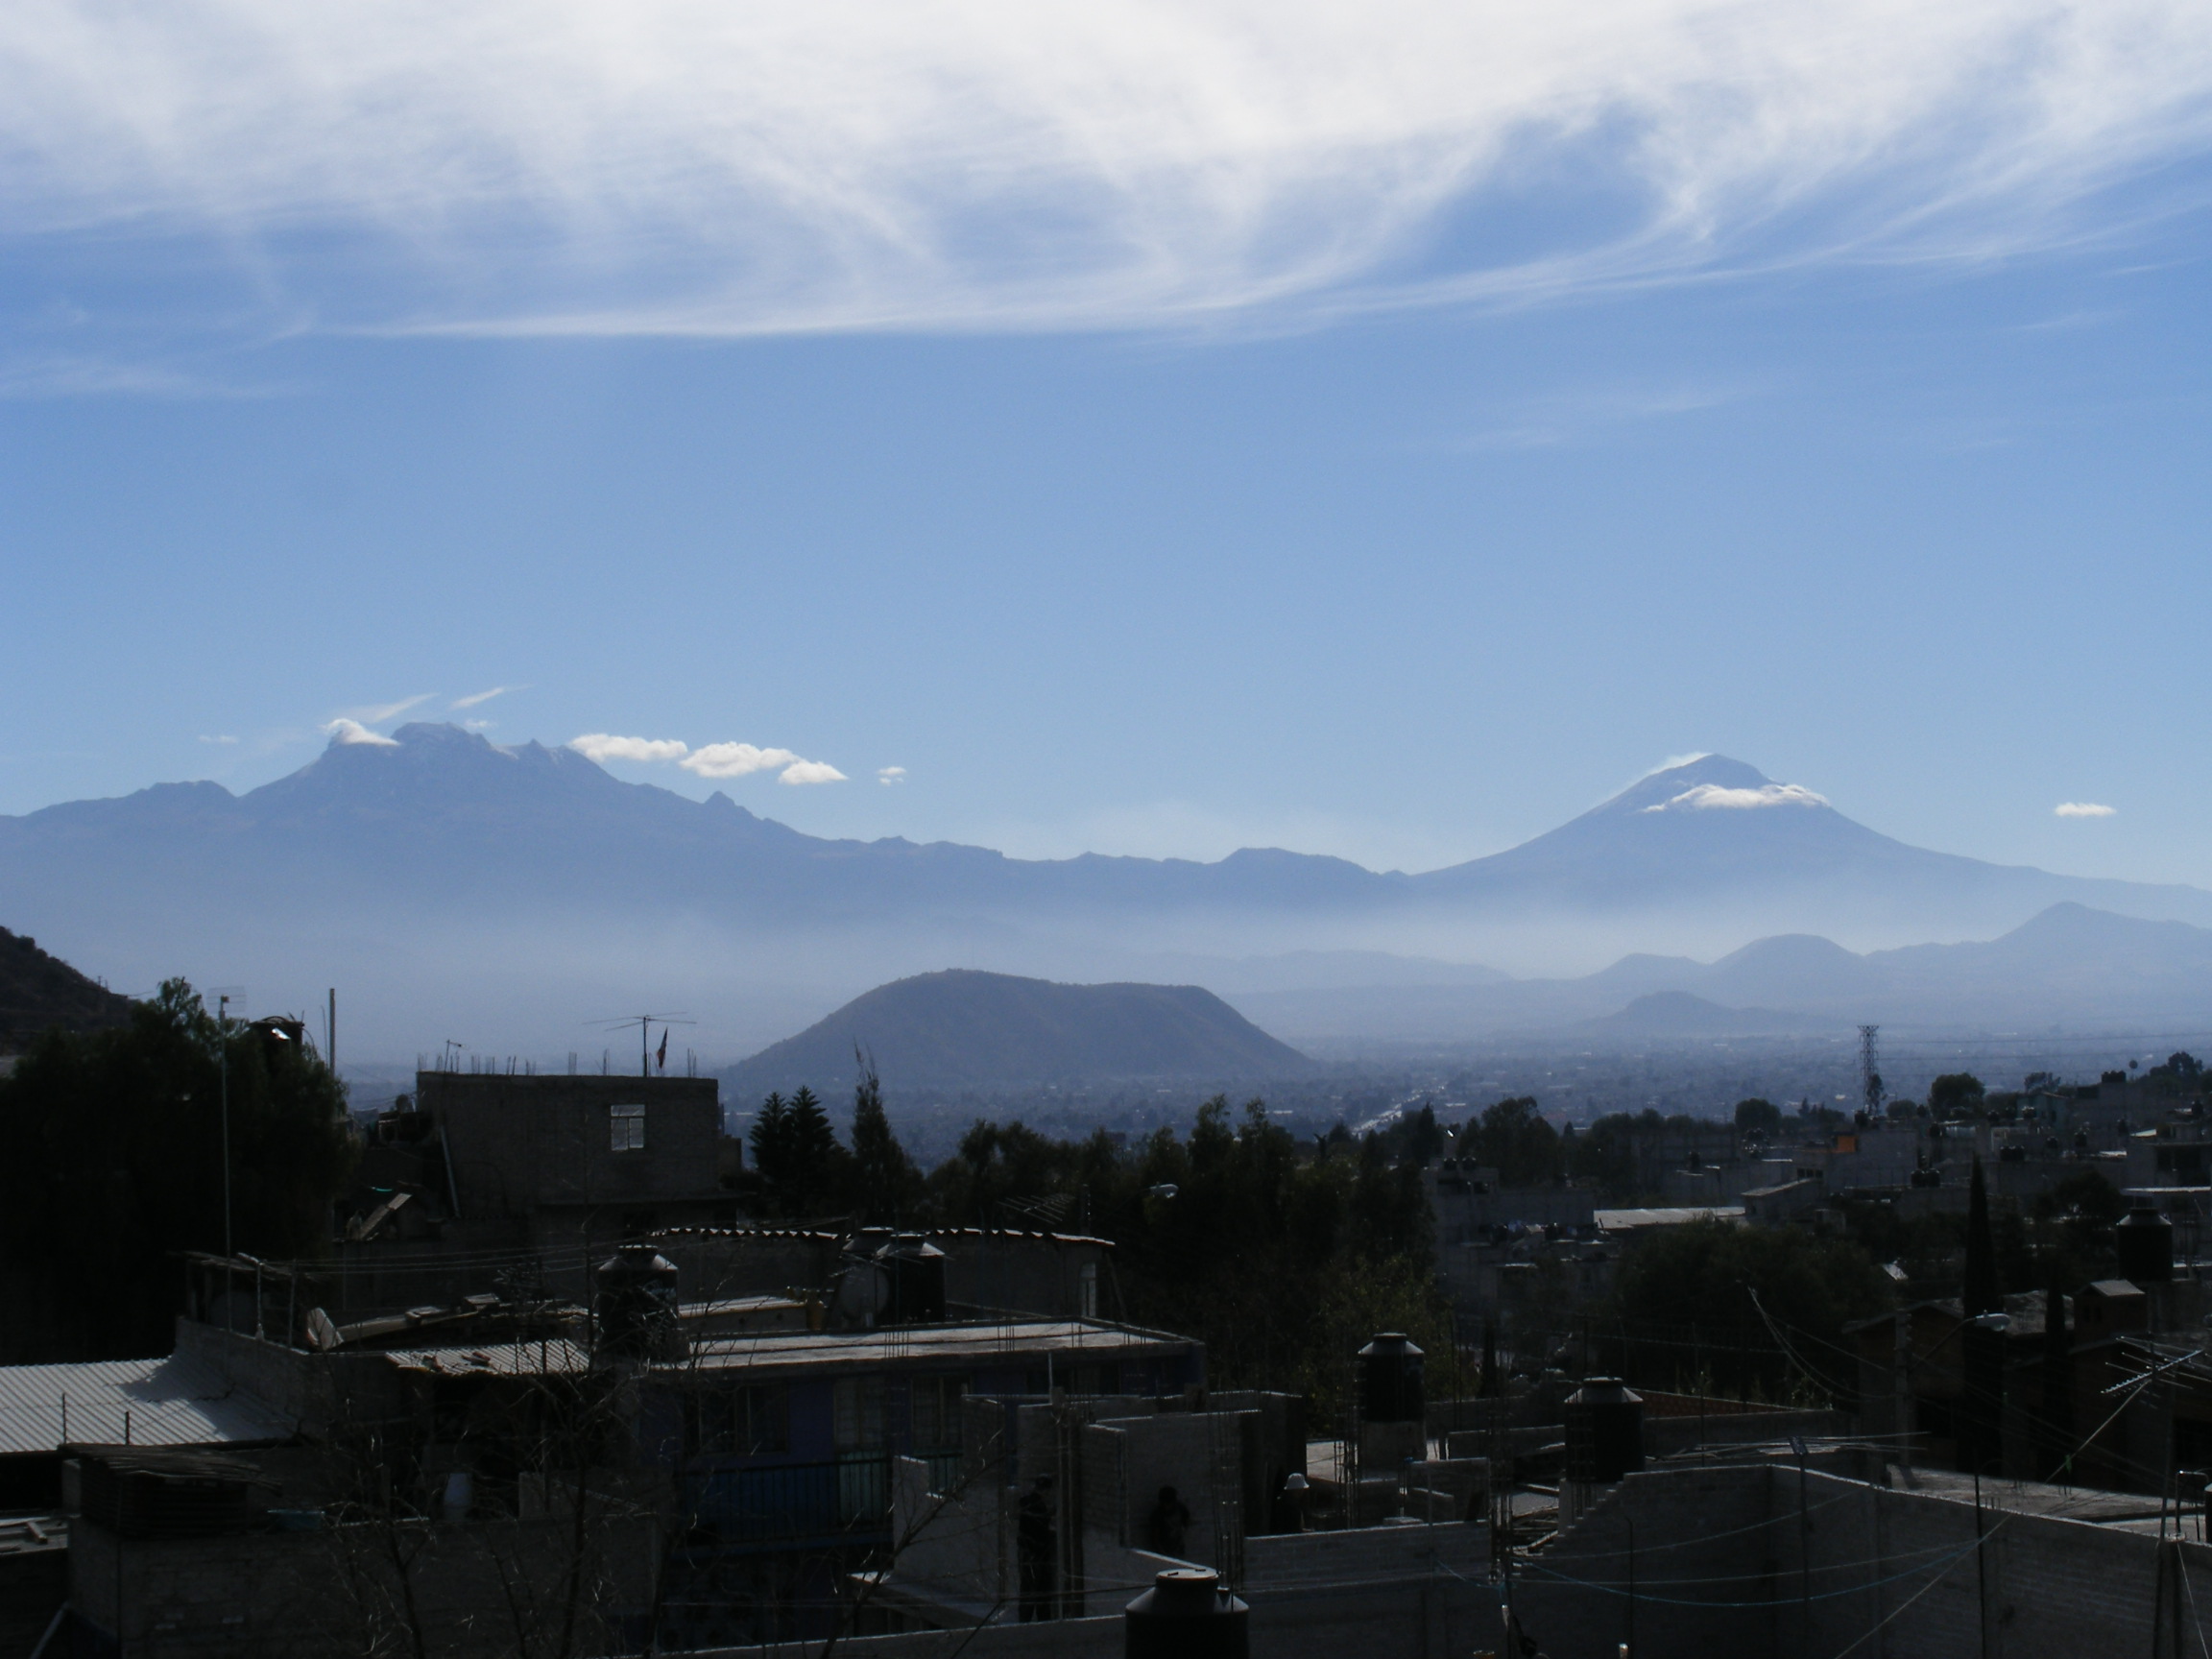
[1146,1483,1192,1557]
[1018,1475,1057,1621]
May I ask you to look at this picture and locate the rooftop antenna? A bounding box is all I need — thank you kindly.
[589,1014,696,1078]
[1859,1024,1883,1118]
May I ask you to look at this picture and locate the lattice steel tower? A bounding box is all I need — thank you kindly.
[1859,1023,1883,1117]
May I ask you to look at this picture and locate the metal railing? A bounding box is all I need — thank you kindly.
[685,1456,891,1540]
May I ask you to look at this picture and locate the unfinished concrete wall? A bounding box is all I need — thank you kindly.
[69,1508,659,1658]
[688,1563,1498,1659]
[1508,1462,1780,1659]
[1789,1469,2212,1659]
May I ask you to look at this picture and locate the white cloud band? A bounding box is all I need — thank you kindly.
[568,733,691,764]
[2055,801,2117,818]
[679,742,795,780]
[1644,782,1830,813]
[569,733,845,784]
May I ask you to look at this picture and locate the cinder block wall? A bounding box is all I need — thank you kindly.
[1508,1462,1780,1659]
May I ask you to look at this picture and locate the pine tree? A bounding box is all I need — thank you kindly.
[749,1093,790,1210]
[848,1052,920,1225]
[782,1086,845,1216]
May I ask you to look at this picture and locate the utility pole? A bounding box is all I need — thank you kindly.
[218,993,233,1260]
[1859,1023,1884,1117]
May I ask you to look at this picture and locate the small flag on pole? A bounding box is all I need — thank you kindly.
[656,1028,668,1071]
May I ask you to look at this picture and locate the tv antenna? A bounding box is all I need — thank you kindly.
[589,1013,696,1077]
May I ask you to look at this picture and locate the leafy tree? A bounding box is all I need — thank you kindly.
[1603,1218,1889,1403]
[1458,1096,1560,1187]
[1929,1072,1986,1118]
[1734,1097,1783,1139]
[0,978,354,1360]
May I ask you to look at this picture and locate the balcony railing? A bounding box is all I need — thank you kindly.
[685,1456,890,1540]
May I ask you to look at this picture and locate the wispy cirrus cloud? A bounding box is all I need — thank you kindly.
[566,733,846,784]
[2055,801,2117,817]
[2,2,2209,344]
[340,693,436,725]
[450,685,524,710]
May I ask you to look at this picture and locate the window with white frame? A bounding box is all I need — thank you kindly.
[610,1102,646,1152]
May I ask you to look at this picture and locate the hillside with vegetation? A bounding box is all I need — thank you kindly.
[0,926,132,1053]
[727,968,1311,1094]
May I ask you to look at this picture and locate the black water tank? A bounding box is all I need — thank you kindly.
[877,1237,948,1325]
[2118,1203,2175,1284]
[1125,1568,1249,1659]
[1358,1334,1425,1425]
[1565,1377,1645,1483]
[594,1242,684,1361]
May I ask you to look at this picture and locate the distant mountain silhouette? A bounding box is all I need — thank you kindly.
[1576,991,1837,1038]
[0,926,133,1053]
[3,726,2208,1056]
[725,969,1310,1095]
[1229,902,2212,1046]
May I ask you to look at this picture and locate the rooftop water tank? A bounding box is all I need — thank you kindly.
[594,1241,685,1361]
[1358,1334,1425,1425]
[1124,1567,1248,1659]
[1565,1377,1645,1483]
[2118,1203,2175,1284]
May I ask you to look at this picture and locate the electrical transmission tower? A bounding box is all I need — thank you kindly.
[1859,1023,1883,1117]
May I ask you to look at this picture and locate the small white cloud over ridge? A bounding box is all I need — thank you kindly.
[1644,782,1830,813]
[878,766,906,786]
[680,742,797,780]
[323,718,398,747]
[568,733,690,763]
[2055,801,2117,818]
[570,733,846,785]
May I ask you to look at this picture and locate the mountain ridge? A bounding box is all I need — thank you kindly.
[4,726,2205,1056]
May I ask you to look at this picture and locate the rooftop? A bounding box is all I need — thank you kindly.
[0,1356,293,1456]
[383,1338,591,1377]
[677,1318,1190,1379]
[1594,1206,1743,1233]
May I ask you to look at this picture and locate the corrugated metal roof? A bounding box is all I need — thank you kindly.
[382,1338,590,1377]
[681,1318,1190,1379]
[1594,1206,1745,1232]
[0,1356,294,1456]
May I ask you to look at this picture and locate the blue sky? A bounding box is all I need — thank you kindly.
[3,1,2211,887]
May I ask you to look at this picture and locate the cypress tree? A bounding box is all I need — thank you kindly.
[1964,1154,2001,1315]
